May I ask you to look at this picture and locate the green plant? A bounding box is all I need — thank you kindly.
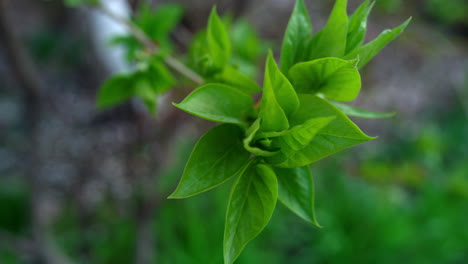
[66,0,410,263]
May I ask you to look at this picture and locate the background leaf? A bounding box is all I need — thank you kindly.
[97,61,174,113]
[169,124,250,198]
[230,18,267,67]
[64,0,99,7]
[224,163,278,264]
[343,17,411,68]
[280,0,313,74]
[289,57,361,102]
[97,74,134,109]
[134,3,184,50]
[173,84,254,125]
[274,166,320,226]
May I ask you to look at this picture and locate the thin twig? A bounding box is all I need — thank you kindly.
[97,4,204,85]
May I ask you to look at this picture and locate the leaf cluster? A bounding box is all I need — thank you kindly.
[76,0,410,262]
[169,1,410,263]
[97,3,183,114]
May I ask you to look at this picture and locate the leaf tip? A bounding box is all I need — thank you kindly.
[167,189,192,199]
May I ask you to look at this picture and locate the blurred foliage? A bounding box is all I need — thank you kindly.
[54,202,137,264]
[0,179,29,235]
[100,3,183,114]
[424,0,468,27]
[111,3,184,61]
[26,29,84,66]
[377,0,468,27]
[64,0,99,8]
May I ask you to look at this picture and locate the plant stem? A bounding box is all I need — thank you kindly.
[97,3,204,85]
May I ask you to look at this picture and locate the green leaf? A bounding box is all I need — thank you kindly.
[243,119,279,157]
[134,3,183,50]
[169,124,251,198]
[151,4,184,39]
[265,116,335,167]
[187,31,217,77]
[331,101,395,119]
[308,0,348,60]
[280,0,313,74]
[207,7,231,67]
[224,163,278,264]
[343,17,411,68]
[173,84,254,125]
[346,0,374,53]
[145,60,175,94]
[268,95,374,168]
[97,74,134,109]
[64,0,99,7]
[215,66,261,94]
[289,57,361,102]
[97,61,174,112]
[258,80,288,132]
[266,51,300,116]
[274,166,320,226]
[110,35,141,62]
[259,52,300,132]
[133,74,158,113]
[230,19,266,63]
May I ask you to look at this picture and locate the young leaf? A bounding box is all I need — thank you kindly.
[346,0,374,53]
[258,62,289,132]
[173,84,254,125]
[169,124,250,198]
[135,3,184,50]
[133,75,158,114]
[215,66,261,94]
[265,116,335,166]
[266,51,300,116]
[145,60,175,94]
[230,19,266,63]
[280,0,313,74]
[268,95,374,168]
[224,163,278,264]
[274,166,320,226]
[343,17,411,68]
[289,57,361,102]
[97,74,133,109]
[187,31,218,77]
[331,101,395,119]
[308,0,349,60]
[243,118,279,157]
[207,7,231,68]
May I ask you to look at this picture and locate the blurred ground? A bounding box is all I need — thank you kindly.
[0,0,467,263]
